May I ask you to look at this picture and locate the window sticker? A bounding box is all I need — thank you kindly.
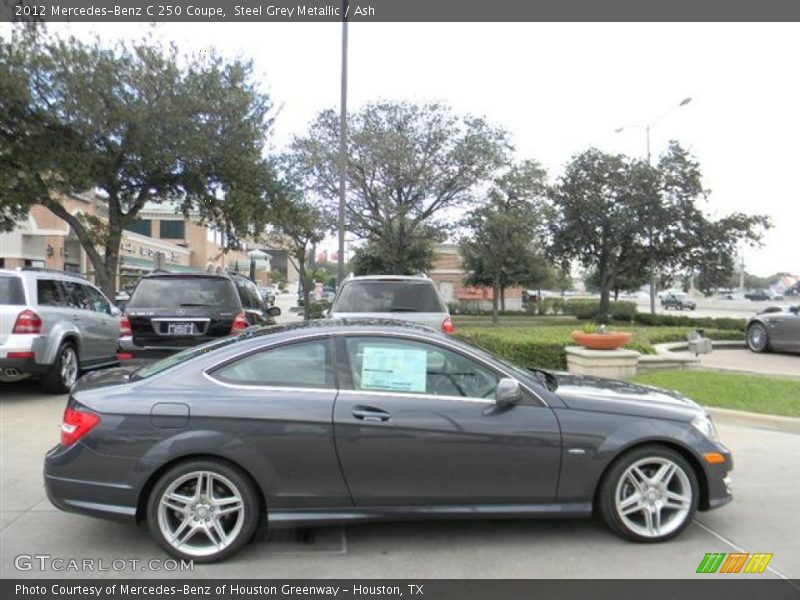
[360,346,427,393]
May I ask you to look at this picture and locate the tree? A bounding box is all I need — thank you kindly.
[351,223,443,276]
[459,161,549,323]
[266,159,335,318]
[549,144,770,317]
[0,26,274,295]
[291,101,510,274]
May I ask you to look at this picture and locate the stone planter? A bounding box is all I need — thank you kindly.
[570,331,632,350]
[565,346,640,379]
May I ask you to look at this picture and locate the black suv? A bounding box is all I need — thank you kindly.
[120,272,280,359]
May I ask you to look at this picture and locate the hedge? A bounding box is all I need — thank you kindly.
[456,324,744,371]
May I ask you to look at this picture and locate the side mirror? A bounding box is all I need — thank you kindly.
[267,306,281,317]
[110,306,122,317]
[495,377,522,406]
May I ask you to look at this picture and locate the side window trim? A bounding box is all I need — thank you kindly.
[204,336,337,391]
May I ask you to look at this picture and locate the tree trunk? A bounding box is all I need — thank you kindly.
[491,271,500,326]
[298,261,311,321]
[500,286,506,312]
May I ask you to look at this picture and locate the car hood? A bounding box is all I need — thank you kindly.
[73,366,137,392]
[553,372,702,421]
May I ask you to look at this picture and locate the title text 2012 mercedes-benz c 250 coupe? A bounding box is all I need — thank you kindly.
[45,320,733,562]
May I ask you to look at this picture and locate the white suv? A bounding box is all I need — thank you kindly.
[0,269,121,393]
[328,275,454,333]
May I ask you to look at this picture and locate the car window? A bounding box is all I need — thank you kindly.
[210,339,333,388]
[237,280,263,310]
[0,276,25,305]
[35,279,62,307]
[60,280,93,310]
[84,286,111,314]
[332,281,446,313]
[344,336,498,399]
[127,277,240,309]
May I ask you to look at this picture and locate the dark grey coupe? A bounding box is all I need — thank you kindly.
[45,320,733,562]
[746,305,800,353]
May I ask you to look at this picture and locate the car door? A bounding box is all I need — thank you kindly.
[204,336,351,509]
[768,309,800,350]
[83,285,120,363]
[236,279,266,326]
[332,335,562,507]
[58,280,101,363]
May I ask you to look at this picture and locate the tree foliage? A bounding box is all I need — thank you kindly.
[549,144,770,316]
[459,161,550,323]
[0,26,274,294]
[291,101,511,274]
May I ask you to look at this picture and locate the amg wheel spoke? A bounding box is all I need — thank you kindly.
[170,517,197,547]
[161,492,192,514]
[618,493,643,515]
[664,490,690,510]
[653,463,677,486]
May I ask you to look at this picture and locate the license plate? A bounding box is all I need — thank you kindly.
[167,322,195,336]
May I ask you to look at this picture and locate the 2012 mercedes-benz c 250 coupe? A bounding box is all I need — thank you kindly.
[45,319,733,562]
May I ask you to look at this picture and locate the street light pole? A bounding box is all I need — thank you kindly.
[336,0,349,287]
[616,97,692,315]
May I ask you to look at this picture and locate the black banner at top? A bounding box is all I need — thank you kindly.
[3,0,800,22]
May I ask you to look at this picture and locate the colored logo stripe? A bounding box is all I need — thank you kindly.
[696,552,773,574]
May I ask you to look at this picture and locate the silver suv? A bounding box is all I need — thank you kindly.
[0,269,121,393]
[328,275,454,333]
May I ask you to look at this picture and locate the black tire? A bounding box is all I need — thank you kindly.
[746,322,770,353]
[598,445,699,543]
[40,342,79,394]
[146,458,260,563]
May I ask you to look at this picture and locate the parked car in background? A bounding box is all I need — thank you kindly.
[0,268,121,393]
[257,285,276,306]
[745,289,783,301]
[660,292,696,311]
[120,272,280,359]
[45,319,733,562]
[328,275,453,333]
[321,286,336,303]
[746,305,800,353]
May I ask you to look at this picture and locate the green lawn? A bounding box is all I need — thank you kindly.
[631,370,800,418]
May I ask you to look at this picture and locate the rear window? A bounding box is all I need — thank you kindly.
[127,277,239,309]
[0,276,25,305]
[332,280,446,313]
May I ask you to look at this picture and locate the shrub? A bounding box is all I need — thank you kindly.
[304,300,332,319]
[632,313,746,331]
[562,299,638,321]
[538,297,567,315]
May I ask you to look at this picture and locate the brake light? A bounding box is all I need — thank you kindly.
[119,316,132,337]
[230,312,248,333]
[60,408,100,446]
[442,316,455,334]
[12,309,42,334]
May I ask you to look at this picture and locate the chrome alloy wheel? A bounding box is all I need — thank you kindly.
[60,346,79,388]
[747,323,768,352]
[157,471,245,557]
[614,457,692,539]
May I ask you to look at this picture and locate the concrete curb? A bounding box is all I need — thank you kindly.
[654,340,746,355]
[707,406,800,434]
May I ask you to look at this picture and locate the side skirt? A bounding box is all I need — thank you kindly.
[268,503,593,528]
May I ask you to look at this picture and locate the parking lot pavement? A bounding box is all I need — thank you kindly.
[696,349,800,379]
[633,297,793,320]
[1,383,798,580]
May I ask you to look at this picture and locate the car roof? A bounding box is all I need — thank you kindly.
[343,275,433,283]
[0,268,90,283]
[142,271,232,281]
[236,318,444,341]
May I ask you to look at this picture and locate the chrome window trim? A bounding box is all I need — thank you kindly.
[200,329,549,407]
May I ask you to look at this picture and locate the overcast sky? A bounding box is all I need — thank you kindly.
[21,22,800,277]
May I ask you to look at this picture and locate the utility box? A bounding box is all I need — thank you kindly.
[687,329,712,356]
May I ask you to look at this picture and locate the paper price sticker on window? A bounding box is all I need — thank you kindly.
[361,346,427,393]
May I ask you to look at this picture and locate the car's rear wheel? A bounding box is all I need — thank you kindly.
[746,322,770,353]
[40,342,79,394]
[147,459,259,562]
[598,445,698,542]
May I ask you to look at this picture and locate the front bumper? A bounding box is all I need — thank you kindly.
[701,443,734,511]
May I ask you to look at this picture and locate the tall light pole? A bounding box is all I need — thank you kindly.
[336,0,349,287]
[615,96,692,314]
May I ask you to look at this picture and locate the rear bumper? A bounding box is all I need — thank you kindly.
[0,356,49,376]
[44,443,143,522]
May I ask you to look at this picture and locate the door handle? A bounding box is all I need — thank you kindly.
[352,407,391,422]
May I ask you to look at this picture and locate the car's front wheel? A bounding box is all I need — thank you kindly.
[147,459,260,562]
[598,445,698,542]
[746,322,770,353]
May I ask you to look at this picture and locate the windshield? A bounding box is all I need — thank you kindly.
[332,281,446,313]
[133,336,240,379]
[128,277,239,309]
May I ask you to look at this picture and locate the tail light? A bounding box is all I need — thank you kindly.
[60,408,100,446]
[441,316,455,334]
[119,316,132,337]
[230,312,248,333]
[12,309,42,334]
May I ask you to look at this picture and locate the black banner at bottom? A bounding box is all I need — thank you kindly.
[3,580,800,600]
